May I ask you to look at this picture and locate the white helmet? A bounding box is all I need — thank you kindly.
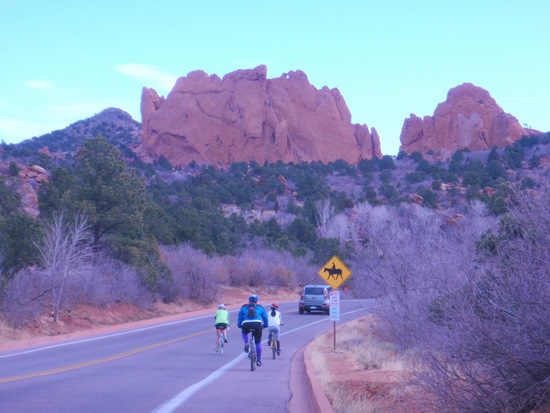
[218,303,226,309]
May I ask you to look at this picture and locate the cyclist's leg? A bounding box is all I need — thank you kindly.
[241,325,250,352]
[221,324,228,342]
[274,326,281,351]
[215,325,221,350]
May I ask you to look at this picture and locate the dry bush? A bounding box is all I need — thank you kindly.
[161,244,222,304]
[2,268,44,327]
[224,253,269,287]
[349,201,497,350]
[350,184,550,412]
[81,255,153,308]
[411,184,550,413]
[1,255,153,327]
[1,213,97,325]
[220,248,313,288]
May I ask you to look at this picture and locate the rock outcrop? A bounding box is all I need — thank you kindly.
[399,83,532,158]
[0,162,48,217]
[135,65,381,167]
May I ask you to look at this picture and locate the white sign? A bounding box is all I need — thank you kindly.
[329,290,340,321]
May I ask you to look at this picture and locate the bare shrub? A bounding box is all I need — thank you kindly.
[353,184,550,412]
[349,201,498,349]
[80,255,153,309]
[410,184,550,413]
[161,244,222,304]
[2,268,44,327]
[224,252,268,287]
[1,254,153,327]
[220,248,314,288]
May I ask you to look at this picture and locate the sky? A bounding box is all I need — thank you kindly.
[1,0,548,156]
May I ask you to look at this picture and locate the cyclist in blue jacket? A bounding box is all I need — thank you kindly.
[238,294,268,367]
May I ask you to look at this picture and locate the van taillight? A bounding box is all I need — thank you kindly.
[324,290,328,299]
[300,292,304,299]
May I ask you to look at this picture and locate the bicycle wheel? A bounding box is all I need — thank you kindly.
[272,338,276,359]
[218,332,224,355]
[249,337,256,371]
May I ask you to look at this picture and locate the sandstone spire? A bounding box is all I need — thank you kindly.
[399,83,530,158]
[133,65,381,167]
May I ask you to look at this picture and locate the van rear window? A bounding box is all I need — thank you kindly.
[305,287,324,295]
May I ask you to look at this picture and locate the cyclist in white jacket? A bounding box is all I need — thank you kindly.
[267,303,283,355]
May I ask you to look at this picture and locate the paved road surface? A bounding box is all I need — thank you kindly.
[0,299,375,412]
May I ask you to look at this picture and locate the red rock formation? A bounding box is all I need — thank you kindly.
[399,83,531,158]
[0,162,48,217]
[134,65,381,167]
[18,164,49,217]
[38,146,66,160]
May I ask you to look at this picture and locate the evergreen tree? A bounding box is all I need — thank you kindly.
[71,136,147,245]
[0,213,42,277]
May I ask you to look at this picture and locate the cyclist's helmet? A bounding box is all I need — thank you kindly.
[218,303,225,309]
[271,303,279,309]
[249,294,259,303]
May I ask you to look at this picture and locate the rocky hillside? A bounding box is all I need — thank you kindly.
[134,65,382,167]
[4,108,140,159]
[399,83,541,159]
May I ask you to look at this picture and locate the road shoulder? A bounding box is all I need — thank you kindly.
[289,341,334,413]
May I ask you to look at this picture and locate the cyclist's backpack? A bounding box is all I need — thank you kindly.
[246,302,257,319]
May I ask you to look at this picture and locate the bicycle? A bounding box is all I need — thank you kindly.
[268,324,283,359]
[268,331,277,359]
[248,332,257,371]
[216,325,229,355]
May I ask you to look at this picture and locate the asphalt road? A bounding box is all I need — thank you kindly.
[0,299,375,412]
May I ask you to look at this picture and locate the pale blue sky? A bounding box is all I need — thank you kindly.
[1,0,548,155]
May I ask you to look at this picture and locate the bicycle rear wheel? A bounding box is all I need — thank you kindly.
[249,337,256,371]
[218,332,224,355]
[272,340,276,359]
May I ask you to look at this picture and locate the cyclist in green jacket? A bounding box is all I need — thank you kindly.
[215,304,230,352]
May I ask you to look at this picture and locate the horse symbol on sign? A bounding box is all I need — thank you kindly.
[323,262,343,280]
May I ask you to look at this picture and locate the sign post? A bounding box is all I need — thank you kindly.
[317,256,352,351]
[329,290,340,350]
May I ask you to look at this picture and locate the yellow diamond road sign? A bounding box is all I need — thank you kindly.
[317,255,352,290]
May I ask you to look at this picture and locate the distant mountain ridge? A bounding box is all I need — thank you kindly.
[8,108,140,157]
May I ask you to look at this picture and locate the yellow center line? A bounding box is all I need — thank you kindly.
[0,328,210,384]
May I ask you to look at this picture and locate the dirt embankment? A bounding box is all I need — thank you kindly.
[309,315,424,413]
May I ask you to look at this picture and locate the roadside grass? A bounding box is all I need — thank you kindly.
[309,315,414,413]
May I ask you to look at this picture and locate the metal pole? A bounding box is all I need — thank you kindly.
[333,321,336,351]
